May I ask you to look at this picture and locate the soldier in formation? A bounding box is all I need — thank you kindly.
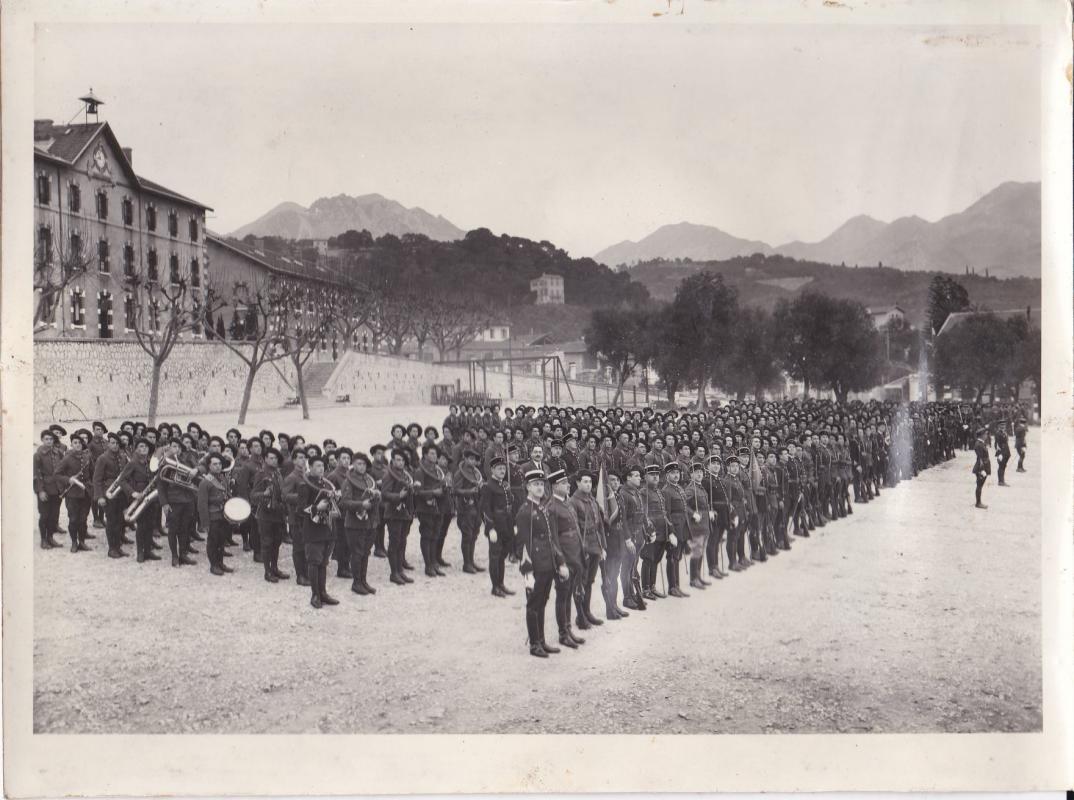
[33,398,1028,634]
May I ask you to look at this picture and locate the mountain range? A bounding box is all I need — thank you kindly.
[594,181,1041,278]
[230,193,465,242]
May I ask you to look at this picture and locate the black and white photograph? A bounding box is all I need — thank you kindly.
[3,0,1072,795]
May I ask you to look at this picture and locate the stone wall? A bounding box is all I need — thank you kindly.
[35,340,642,423]
[34,340,298,422]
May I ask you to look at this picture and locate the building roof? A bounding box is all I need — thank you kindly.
[866,305,905,316]
[936,307,1038,337]
[206,232,360,290]
[33,119,213,211]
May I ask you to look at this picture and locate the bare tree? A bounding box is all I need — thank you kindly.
[124,263,225,425]
[283,283,359,420]
[427,295,495,361]
[367,292,415,355]
[214,273,334,424]
[33,228,93,332]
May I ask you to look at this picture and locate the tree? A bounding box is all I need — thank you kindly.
[665,271,739,408]
[772,292,884,403]
[715,306,782,401]
[927,275,970,335]
[1002,315,1040,402]
[933,312,1016,402]
[33,227,93,331]
[584,306,656,405]
[124,264,224,425]
[214,273,331,424]
[649,304,694,405]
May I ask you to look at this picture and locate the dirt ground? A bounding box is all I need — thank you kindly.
[32,408,1041,734]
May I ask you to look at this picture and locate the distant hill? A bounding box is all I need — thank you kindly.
[596,181,1041,278]
[595,222,772,267]
[230,193,465,242]
[626,253,1040,328]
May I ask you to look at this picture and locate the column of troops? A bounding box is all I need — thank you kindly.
[33,398,1030,655]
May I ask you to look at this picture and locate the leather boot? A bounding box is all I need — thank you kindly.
[462,535,478,574]
[435,536,451,568]
[272,546,289,580]
[47,532,63,549]
[389,548,406,585]
[469,535,485,571]
[558,629,579,649]
[263,543,278,582]
[309,564,322,608]
[567,625,586,645]
[320,566,339,605]
[539,617,559,654]
[360,555,376,594]
[422,539,437,577]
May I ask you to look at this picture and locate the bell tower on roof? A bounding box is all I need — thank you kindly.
[77,88,104,123]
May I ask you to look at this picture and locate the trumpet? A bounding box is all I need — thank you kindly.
[59,476,86,500]
[304,487,341,525]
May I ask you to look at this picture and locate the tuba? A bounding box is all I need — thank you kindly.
[123,458,162,523]
[159,456,202,491]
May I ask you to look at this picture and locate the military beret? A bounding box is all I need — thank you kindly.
[264,446,283,461]
[351,452,372,469]
[335,446,354,460]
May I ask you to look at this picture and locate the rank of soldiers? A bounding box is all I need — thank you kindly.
[33,398,1030,656]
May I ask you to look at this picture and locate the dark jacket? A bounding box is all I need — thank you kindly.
[33,445,64,496]
[513,497,565,573]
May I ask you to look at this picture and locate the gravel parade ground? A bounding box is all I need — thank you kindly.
[32,408,1041,734]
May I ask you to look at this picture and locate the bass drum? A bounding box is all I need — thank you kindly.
[223,497,251,525]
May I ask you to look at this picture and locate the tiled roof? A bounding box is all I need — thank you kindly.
[34,122,105,162]
[936,307,1038,337]
[33,119,212,211]
[137,176,212,212]
[206,231,359,290]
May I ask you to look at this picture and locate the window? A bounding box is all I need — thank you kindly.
[70,287,86,327]
[37,225,53,263]
[121,197,133,226]
[168,210,178,237]
[123,243,135,276]
[190,257,201,288]
[98,291,113,339]
[96,190,108,220]
[36,172,50,205]
[68,183,81,213]
[124,293,136,331]
[146,204,157,232]
[169,253,180,285]
[147,248,158,282]
[189,217,199,241]
[97,239,110,273]
[69,231,82,262]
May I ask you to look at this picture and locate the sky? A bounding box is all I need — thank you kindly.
[34,22,1041,259]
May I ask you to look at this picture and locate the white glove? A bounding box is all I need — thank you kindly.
[669,534,678,547]
[489,529,498,543]
[708,511,715,521]
[557,564,569,580]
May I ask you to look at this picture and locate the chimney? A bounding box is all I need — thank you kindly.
[122,147,133,166]
[34,119,55,140]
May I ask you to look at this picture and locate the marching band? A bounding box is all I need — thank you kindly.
[32,398,1031,656]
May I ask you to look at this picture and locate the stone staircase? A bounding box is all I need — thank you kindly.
[302,361,338,398]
